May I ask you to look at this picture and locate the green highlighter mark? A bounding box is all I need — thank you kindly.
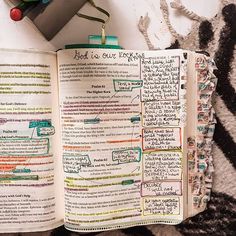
[131,116,141,123]
[84,118,100,124]
[13,168,31,173]
[29,120,52,128]
[121,179,135,185]
[0,175,38,181]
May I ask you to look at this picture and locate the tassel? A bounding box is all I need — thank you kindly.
[138,14,156,50]
[160,0,184,40]
[170,0,206,22]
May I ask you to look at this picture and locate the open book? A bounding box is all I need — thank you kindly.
[0,48,217,233]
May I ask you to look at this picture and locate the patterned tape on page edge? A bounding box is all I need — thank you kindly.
[187,53,217,210]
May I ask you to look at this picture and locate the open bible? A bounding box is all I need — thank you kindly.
[0,48,217,233]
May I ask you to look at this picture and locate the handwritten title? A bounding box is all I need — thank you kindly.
[73,50,144,62]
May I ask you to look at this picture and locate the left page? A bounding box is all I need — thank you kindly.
[0,48,64,232]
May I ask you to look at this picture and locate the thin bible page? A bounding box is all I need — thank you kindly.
[57,48,187,232]
[0,48,63,232]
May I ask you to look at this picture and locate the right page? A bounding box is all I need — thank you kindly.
[57,48,213,232]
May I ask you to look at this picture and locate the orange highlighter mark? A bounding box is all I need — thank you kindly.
[107,139,140,144]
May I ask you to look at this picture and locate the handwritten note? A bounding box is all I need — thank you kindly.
[142,128,181,151]
[142,101,181,127]
[63,154,91,173]
[141,56,180,101]
[143,151,182,180]
[0,138,49,155]
[141,181,182,196]
[113,79,143,92]
[112,148,141,164]
[37,126,55,136]
[143,197,180,215]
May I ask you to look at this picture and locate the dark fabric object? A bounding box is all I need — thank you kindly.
[50,226,71,236]
[213,116,236,169]
[214,4,236,115]
[198,20,214,49]
[176,191,236,236]
[166,40,180,49]
[121,226,155,236]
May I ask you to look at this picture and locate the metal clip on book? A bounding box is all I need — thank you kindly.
[65,0,122,50]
